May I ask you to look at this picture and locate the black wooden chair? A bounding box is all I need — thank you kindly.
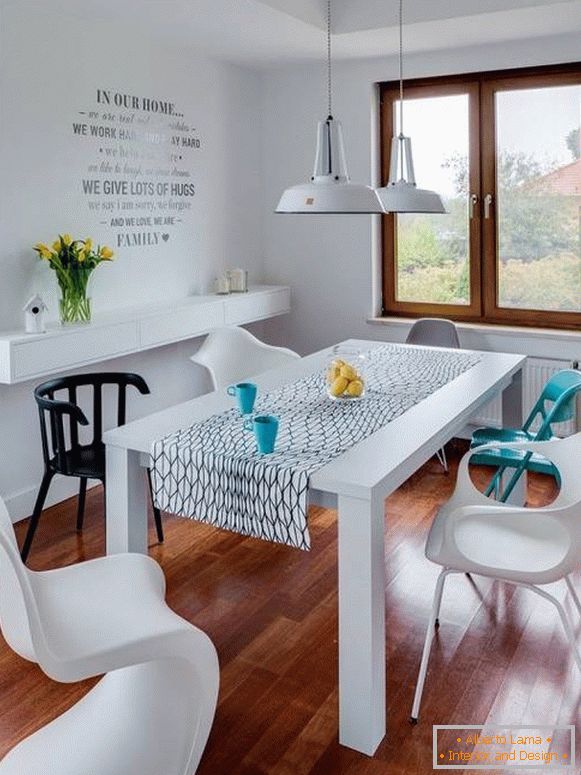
[22,372,164,563]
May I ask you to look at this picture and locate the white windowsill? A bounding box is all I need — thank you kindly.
[367,316,581,344]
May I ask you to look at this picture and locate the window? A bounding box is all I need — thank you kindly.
[380,64,581,328]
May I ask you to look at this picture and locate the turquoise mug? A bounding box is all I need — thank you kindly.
[227,382,257,415]
[244,414,279,454]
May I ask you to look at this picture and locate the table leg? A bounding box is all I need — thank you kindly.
[502,368,526,505]
[338,492,386,756]
[106,445,148,555]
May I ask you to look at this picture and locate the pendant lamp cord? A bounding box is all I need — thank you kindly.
[327,0,333,120]
[398,0,405,179]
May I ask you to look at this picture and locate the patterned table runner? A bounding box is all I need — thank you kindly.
[150,344,481,550]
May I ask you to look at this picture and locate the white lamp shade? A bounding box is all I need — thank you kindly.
[276,180,384,214]
[376,135,446,214]
[377,181,447,214]
[276,118,384,214]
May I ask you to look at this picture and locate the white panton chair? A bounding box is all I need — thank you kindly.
[0,494,219,774]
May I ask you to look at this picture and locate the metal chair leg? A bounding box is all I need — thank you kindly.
[411,569,452,723]
[21,470,54,563]
[435,447,448,473]
[76,478,87,532]
[565,576,581,617]
[551,594,581,673]
[522,582,581,673]
[147,468,164,544]
[485,465,505,498]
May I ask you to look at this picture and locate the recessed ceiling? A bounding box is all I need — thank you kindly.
[10,0,581,67]
[257,0,574,33]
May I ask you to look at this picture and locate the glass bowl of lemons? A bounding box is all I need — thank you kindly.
[326,346,366,401]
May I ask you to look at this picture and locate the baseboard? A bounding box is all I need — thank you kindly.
[5,476,101,524]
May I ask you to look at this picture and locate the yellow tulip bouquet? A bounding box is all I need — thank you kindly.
[33,234,114,324]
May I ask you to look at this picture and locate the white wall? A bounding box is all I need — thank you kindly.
[0,3,266,518]
[261,31,581,364]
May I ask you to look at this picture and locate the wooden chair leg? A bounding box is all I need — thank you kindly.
[147,469,164,544]
[76,478,87,532]
[21,470,54,563]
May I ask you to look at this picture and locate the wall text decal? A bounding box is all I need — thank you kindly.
[72,89,202,248]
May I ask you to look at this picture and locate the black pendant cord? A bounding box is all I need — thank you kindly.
[326,0,333,175]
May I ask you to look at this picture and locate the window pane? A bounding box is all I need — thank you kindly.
[395,94,470,305]
[496,85,581,312]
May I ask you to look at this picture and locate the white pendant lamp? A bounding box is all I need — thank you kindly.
[276,0,383,214]
[376,0,446,214]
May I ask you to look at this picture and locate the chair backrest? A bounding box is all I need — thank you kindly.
[190,327,300,390]
[405,318,460,349]
[34,373,150,474]
[452,434,581,579]
[523,369,581,439]
[0,495,38,662]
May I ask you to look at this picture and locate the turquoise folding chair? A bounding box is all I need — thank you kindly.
[470,369,581,502]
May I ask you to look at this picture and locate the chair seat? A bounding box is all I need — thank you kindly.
[470,427,559,477]
[30,553,190,681]
[426,504,570,583]
[0,660,207,775]
[50,443,105,479]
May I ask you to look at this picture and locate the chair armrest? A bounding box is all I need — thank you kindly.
[458,437,560,486]
[35,395,90,427]
[451,437,561,511]
[123,373,151,395]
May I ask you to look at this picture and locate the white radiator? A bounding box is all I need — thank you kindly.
[471,357,578,436]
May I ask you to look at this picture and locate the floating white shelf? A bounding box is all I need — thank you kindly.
[0,285,291,385]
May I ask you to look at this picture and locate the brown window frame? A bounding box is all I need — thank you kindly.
[380,62,581,329]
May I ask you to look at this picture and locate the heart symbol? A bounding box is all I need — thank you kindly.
[162,233,170,242]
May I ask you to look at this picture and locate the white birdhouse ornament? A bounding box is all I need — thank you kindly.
[23,295,48,334]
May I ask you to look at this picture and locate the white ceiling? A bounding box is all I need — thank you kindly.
[258,0,575,32]
[17,0,581,67]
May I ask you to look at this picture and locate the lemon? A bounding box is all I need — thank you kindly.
[340,364,358,381]
[330,376,349,397]
[346,380,364,398]
[327,366,341,384]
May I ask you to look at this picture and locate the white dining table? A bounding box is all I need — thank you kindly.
[103,339,526,756]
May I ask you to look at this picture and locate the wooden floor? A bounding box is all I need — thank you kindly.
[4,447,580,774]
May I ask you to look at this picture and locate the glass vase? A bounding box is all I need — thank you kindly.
[59,289,92,325]
[326,345,367,401]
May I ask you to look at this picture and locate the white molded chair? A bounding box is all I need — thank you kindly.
[190,326,300,390]
[411,433,581,723]
[0,495,219,774]
[406,318,461,472]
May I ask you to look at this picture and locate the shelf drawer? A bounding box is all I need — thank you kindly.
[139,302,224,349]
[225,289,290,326]
[11,322,139,382]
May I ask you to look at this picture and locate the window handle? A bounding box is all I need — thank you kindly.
[484,193,494,219]
[469,193,479,219]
